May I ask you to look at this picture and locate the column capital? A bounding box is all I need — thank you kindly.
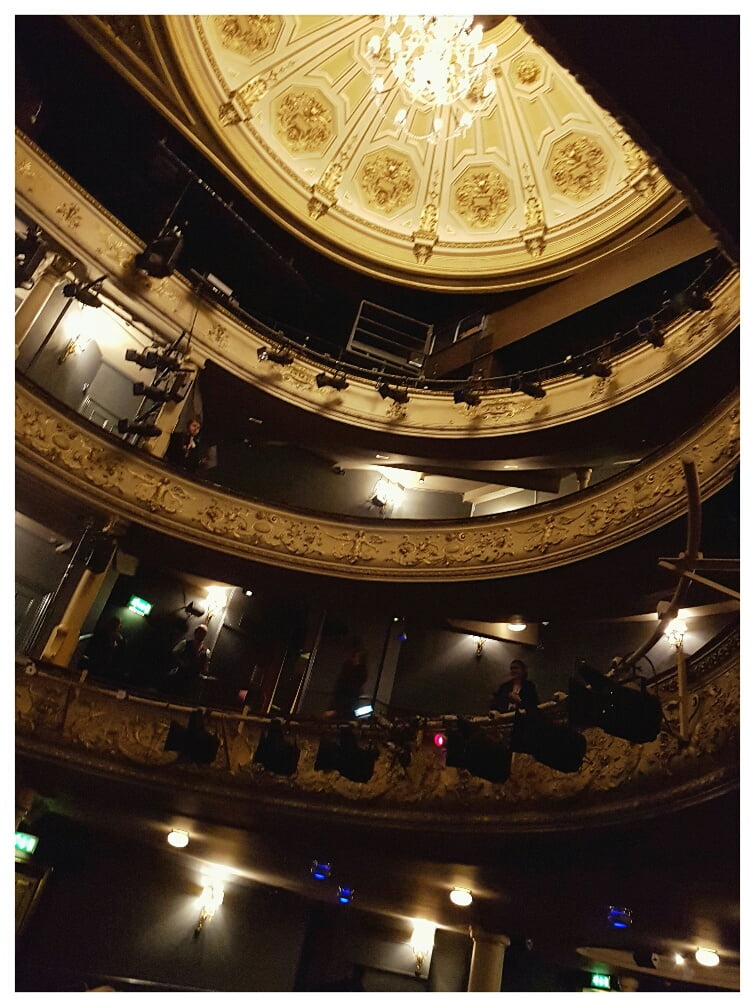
[469,926,510,949]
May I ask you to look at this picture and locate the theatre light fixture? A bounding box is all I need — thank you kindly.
[258,345,294,366]
[366,16,497,144]
[316,371,350,391]
[453,383,482,407]
[377,381,410,404]
[449,888,473,907]
[63,275,106,308]
[637,317,665,348]
[577,358,613,379]
[510,375,546,399]
[507,617,527,632]
[116,419,161,438]
[134,224,184,278]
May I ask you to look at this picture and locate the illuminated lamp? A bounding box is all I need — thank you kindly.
[253,719,300,776]
[695,948,720,967]
[337,886,355,904]
[607,905,632,928]
[311,860,331,881]
[433,732,447,749]
[167,829,189,848]
[354,703,374,718]
[507,617,527,632]
[449,888,473,907]
[15,831,39,855]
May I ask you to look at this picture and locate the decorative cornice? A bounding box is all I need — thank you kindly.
[15,628,739,834]
[15,131,739,442]
[15,380,739,582]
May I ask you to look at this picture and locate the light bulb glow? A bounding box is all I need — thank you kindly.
[167,829,189,848]
[695,948,719,967]
[449,887,472,906]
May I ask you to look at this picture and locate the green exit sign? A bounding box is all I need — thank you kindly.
[128,595,152,616]
[15,831,39,854]
[591,974,611,990]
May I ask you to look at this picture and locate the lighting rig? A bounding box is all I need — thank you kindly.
[118,333,192,440]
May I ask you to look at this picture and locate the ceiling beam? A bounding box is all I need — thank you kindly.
[427,214,717,376]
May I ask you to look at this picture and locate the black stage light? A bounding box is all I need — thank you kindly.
[63,276,105,308]
[84,532,116,574]
[445,718,511,783]
[258,345,294,366]
[169,372,192,402]
[134,225,184,278]
[510,376,546,399]
[253,719,300,776]
[510,710,586,773]
[453,386,481,407]
[117,419,162,438]
[568,663,662,744]
[16,225,47,288]
[672,287,712,313]
[315,726,378,783]
[637,318,664,348]
[133,381,172,403]
[578,359,612,379]
[377,382,410,404]
[164,709,219,765]
[125,348,161,370]
[316,371,350,391]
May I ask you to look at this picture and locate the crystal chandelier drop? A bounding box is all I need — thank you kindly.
[366,15,498,143]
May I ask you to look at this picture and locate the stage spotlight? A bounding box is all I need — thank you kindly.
[125,348,161,370]
[257,345,294,366]
[316,371,350,391]
[62,276,105,308]
[132,381,173,403]
[672,287,712,313]
[568,663,662,744]
[453,385,482,407]
[377,382,410,404]
[510,710,586,773]
[311,860,331,881]
[637,317,664,348]
[337,886,355,905]
[117,419,162,438]
[253,719,300,776]
[578,359,613,379]
[445,718,511,784]
[510,376,546,399]
[164,709,219,765]
[134,225,184,278]
[315,726,378,783]
[16,225,47,288]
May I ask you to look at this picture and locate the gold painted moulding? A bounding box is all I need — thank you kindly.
[15,624,739,833]
[15,380,739,582]
[15,131,740,440]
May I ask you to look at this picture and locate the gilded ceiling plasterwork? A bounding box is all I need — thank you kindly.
[157,14,684,291]
[15,382,739,582]
[15,132,739,443]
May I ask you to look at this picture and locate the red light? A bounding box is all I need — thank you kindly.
[433,732,446,748]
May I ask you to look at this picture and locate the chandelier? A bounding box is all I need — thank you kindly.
[366,15,498,142]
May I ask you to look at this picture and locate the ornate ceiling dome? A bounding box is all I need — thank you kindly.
[163,14,683,291]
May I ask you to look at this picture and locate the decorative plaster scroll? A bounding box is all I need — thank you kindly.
[16,132,739,441]
[15,382,739,582]
[15,630,739,833]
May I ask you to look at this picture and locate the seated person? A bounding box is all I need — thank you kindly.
[79,615,127,682]
[490,658,539,713]
[166,624,211,697]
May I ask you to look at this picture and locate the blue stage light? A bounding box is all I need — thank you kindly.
[337,886,354,904]
[311,860,331,881]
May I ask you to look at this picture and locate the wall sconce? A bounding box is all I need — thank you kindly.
[58,333,91,365]
[665,618,687,648]
[410,919,436,977]
[507,617,527,632]
[194,878,225,939]
[204,586,230,623]
[371,477,404,510]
